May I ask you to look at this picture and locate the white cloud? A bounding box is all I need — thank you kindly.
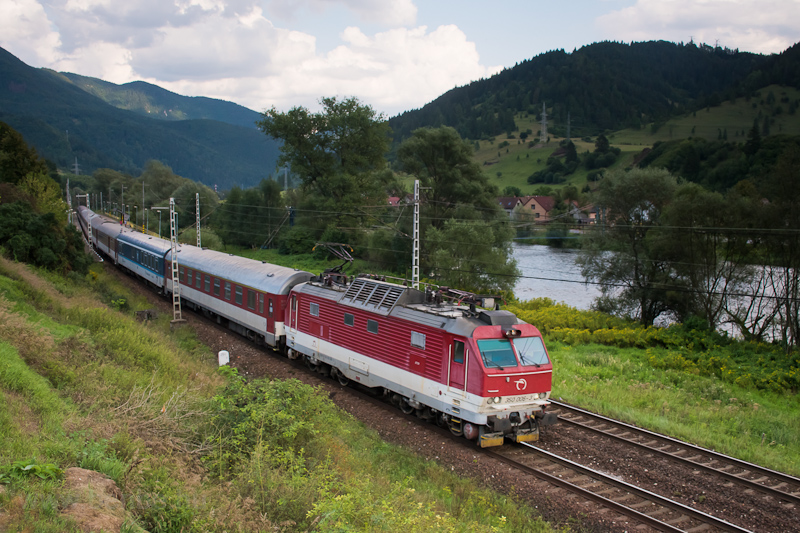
[0,0,62,66]
[267,0,417,26]
[597,0,800,54]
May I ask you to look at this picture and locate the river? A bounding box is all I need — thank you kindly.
[511,244,600,309]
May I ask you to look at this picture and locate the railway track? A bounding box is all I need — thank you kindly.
[487,443,751,532]
[549,401,800,508]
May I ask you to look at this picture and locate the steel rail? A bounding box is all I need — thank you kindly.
[550,400,800,505]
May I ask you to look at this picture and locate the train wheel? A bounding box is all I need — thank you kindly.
[399,397,415,415]
[333,368,349,386]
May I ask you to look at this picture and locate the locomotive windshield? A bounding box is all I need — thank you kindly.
[477,336,550,369]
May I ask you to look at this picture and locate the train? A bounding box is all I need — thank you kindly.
[76,206,557,447]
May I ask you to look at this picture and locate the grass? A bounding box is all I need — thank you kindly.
[545,340,799,476]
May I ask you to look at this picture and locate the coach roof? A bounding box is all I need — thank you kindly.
[171,244,314,295]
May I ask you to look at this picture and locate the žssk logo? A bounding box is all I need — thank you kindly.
[514,378,527,391]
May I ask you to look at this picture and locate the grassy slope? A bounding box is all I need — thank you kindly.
[0,258,552,533]
[473,84,800,196]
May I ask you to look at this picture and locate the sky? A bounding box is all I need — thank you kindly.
[2,0,799,117]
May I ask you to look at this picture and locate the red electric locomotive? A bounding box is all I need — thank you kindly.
[75,207,556,446]
[285,275,557,447]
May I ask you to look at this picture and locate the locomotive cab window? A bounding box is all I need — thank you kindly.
[268,298,273,317]
[367,319,379,334]
[477,339,519,369]
[310,303,319,317]
[514,336,550,367]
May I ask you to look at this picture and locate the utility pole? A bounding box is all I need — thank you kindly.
[151,207,167,238]
[196,192,201,248]
[66,178,72,224]
[566,112,571,143]
[412,180,431,290]
[72,157,80,175]
[540,102,548,144]
[412,180,420,289]
[169,198,184,325]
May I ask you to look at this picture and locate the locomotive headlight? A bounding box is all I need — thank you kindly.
[494,396,502,404]
[486,397,494,405]
[538,392,549,399]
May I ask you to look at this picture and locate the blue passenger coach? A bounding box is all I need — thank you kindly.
[116,232,171,288]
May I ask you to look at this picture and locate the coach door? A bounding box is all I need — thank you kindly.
[448,339,467,391]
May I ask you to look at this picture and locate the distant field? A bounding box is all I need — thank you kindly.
[467,84,800,196]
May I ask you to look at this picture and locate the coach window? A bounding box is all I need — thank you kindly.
[258,294,264,314]
[188,270,193,286]
[367,319,379,334]
[268,298,273,317]
[204,275,210,292]
[453,340,465,364]
[310,302,319,317]
[196,273,201,288]
[411,331,426,350]
[248,290,255,310]
[224,282,231,300]
[344,313,354,326]
[213,279,220,296]
[235,286,243,305]
[180,267,184,281]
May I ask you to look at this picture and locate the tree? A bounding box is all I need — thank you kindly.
[257,97,390,201]
[594,134,610,154]
[397,126,518,292]
[655,183,754,329]
[579,168,679,325]
[257,97,391,248]
[0,122,49,185]
[397,127,500,229]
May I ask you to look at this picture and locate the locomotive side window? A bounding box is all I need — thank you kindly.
[235,286,243,305]
[214,279,220,296]
[310,303,319,316]
[453,340,465,364]
[258,294,264,314]
[224,282,231,300]
[411,331,426,350]
[344,313,354,326]
[247,290,255,310]
[367,319,379,334]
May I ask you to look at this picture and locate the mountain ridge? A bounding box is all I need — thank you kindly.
[0,46,278,190]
